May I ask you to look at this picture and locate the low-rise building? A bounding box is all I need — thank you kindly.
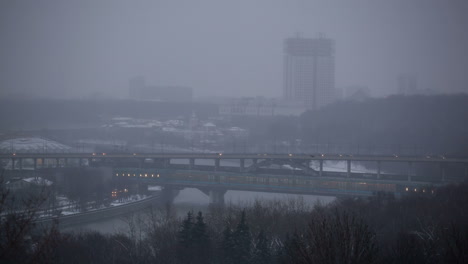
[6,177,53,191]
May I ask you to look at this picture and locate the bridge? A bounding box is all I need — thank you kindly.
[3,152,467,179]
[113,168,443,205]
[3,152,467,205]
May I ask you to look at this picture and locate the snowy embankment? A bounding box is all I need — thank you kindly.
[309,160,378,173]
[39,194,151,218]
[35,194,162,229]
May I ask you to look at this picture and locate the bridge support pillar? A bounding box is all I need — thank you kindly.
[377,161,381,179]
[189,158,195,170]
[163,158,170,168]
[440,163,446,182]
[64,158,68,167]
[303,160,311,174]
[208,189,226,206]
[18,158,23,170]
[79,158,88,167]
[407,162,412,182]
[347,160,351,178]
[161,187,180,205]
[215,159,220,171]
[251,158,258,172]
[11,158,15,170]
[33,158,37,170]
[319,160,323,177]
[56,158,60,168]
[240,159,245,172]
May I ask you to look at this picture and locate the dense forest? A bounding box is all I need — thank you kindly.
[2,182,467,263]
[227,94,468,156]
[300,94,468,156]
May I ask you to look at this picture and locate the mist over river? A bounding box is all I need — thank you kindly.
[63,189,335,234]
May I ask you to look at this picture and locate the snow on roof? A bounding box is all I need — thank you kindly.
[148,121,162,127]
[162,127,177,132]
[0,137,71,153]
[165,120,184,126]
[111,117,133,121]
[77,139,126,145]
[114,121,129,126]
[22,177,53,186]
[120,124,154,128]
[228,127,245,131]
[203,122,216,127]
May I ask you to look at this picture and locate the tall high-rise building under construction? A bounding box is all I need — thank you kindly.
[283,34,335,110]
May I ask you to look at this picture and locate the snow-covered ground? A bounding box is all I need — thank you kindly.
[148,185,162,191]
[22,177,53,186]
[39,194,151,218]
[110,194,149,207]
[0,137,71,153]
[132,144,220,154]
[170,158,242,167]
[309,160,377,174]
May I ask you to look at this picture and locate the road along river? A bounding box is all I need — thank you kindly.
[55,189,335,234]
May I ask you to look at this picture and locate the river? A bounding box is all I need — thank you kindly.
[62,188,335,234]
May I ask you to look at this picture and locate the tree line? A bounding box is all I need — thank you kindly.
[300,94,468,156]
[2,179,468,263]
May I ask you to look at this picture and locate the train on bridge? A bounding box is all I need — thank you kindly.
[113,168,437,198]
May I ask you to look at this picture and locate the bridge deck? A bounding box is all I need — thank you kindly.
[114,168,441,198]
[2,152,467,163]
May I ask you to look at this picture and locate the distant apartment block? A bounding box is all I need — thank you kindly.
[218,97,306,116]
[283,34,335,110]
[129,76,192,102]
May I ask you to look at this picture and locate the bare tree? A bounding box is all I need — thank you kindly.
[284,209,378,264]
[0,170,59,263]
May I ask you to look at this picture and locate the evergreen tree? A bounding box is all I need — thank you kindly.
[221,223,235,264]
[232,210,252,264]
[252,230,271,264]
[193,212,209,242]
[282,232,311,264]
[176,211,213,264]
[176,211,194,263]
[192,211,211,264]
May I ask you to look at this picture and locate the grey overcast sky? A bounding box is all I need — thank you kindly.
[1,0,467,99]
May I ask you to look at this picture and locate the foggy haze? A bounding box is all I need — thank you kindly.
[3,2,468,263]
[1,0,467,99]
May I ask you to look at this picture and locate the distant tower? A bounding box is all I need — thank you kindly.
[283,34,335,110]
[397,74,417,95]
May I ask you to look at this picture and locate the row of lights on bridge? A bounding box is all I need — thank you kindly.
[115,173,160,178]
[405,187,434,194]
